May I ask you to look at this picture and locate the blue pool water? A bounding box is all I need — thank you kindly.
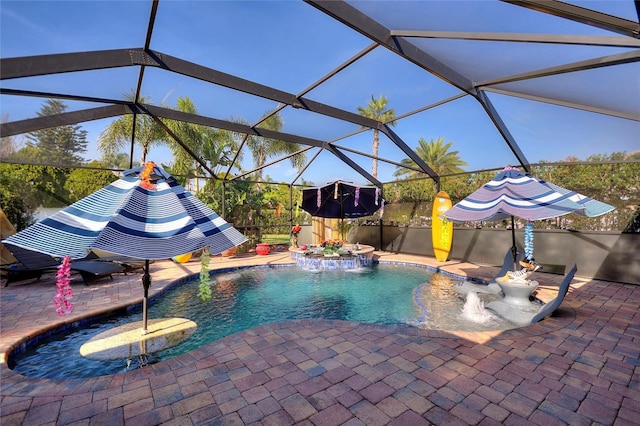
[9,264,508,379]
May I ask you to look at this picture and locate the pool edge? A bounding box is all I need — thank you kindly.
[1,253,575,384]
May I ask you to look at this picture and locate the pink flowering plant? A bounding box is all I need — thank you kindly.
[54,256,73,316]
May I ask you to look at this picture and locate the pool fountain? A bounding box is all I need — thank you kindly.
[289,243,375,271]
[461,292,496,323]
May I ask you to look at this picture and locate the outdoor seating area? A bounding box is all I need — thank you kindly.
[486,264,578,326]
[2,244,125,287]
[452,245,578,326]
[0,1,638,424]
[1,252,638,425]
[91,254,148,274]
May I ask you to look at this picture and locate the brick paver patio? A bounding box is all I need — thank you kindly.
[1,251,638,425]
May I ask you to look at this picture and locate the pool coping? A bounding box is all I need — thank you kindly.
[3,251,636,426]
[2,253,575,385]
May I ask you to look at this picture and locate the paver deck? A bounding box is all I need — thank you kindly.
[1,251,638,425]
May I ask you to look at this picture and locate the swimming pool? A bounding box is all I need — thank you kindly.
[9,264,511,379]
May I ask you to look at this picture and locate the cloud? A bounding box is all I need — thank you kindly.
[2,8,55,40]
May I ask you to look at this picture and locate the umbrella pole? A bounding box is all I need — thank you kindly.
[142,259,151,335]
[511,216,517,271]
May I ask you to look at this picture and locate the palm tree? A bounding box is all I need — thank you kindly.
[246,112,306,182]
[162,96,213,188]
[357,95,396,179]
[98,90,166,165]
[394,137,467,178]
[100,152,131,170]
[245,111,306,241]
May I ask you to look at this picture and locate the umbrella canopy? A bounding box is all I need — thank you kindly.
[444,167,614,223]
[443,167,614,268]
[3,162,246,333]
[3,163,246,259]
[542,181,615,218]
[301,181,383,219]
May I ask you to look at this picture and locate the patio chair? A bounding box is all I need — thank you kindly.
[491,246,526,283]
[486,264,577,325]
[2,244,124,287]
[89,253,147,273]
[454,246,525,295]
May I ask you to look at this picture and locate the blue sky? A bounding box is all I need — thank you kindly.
[1,1,638,186]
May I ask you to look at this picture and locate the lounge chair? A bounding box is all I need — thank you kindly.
[2,244,124,286]
[454,246,525,295]
[491,246,526,282]
[486,264,577,325]
[90,253,147,273]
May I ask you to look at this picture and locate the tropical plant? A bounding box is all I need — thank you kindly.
[245,112,305,183]
[98,91,166,164]
[533,154,639,231]
[0,191,35,231]
[201,129,239,176]
[335,220,353,240]
[0,163,69,208]
[64,163,118,203]
[394,137,467,178]
[357,95,396,179]
[162,97,222,189]
[26,99,88,166]
[1,114,26,159]
[100,152,132,170]
[244,111,306,239]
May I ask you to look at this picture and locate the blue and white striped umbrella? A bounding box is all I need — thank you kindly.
[442,167,614,270]
[542,181,615,218]
[3,163,246,334]
[444,167,614,223]
[3,163,247,260]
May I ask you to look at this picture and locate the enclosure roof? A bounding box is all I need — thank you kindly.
[1,0,639,187]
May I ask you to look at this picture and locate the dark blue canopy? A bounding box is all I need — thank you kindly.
[301,181,383,218]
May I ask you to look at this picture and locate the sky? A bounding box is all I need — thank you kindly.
[1,0,638,186]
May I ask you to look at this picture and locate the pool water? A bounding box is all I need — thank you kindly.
[10,264,512,379]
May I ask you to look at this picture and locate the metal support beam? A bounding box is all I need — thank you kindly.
[223,133,249,182]
[0,49,381,130]
[130,109,138,168]
[144,104,262,136]
[305,0,476,94]
[0,88,131,105]
[334,144,424,174]
[231,147,313,181]
[145,105,382,186]
[141,105,217,178]
[0,105,130,137]
[0,49,139,80]
[381,125,440,184]
[221,182,226,220]
[325,145,382,188]
[502,0,640,39]
[390,30,640,48]
[477,50,640,88]
[289,185,294,227]
[483,87,640,122]
[476,91,530,172]
[291,148,323,186]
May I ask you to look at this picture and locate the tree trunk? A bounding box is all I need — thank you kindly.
[372,130,379,179]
